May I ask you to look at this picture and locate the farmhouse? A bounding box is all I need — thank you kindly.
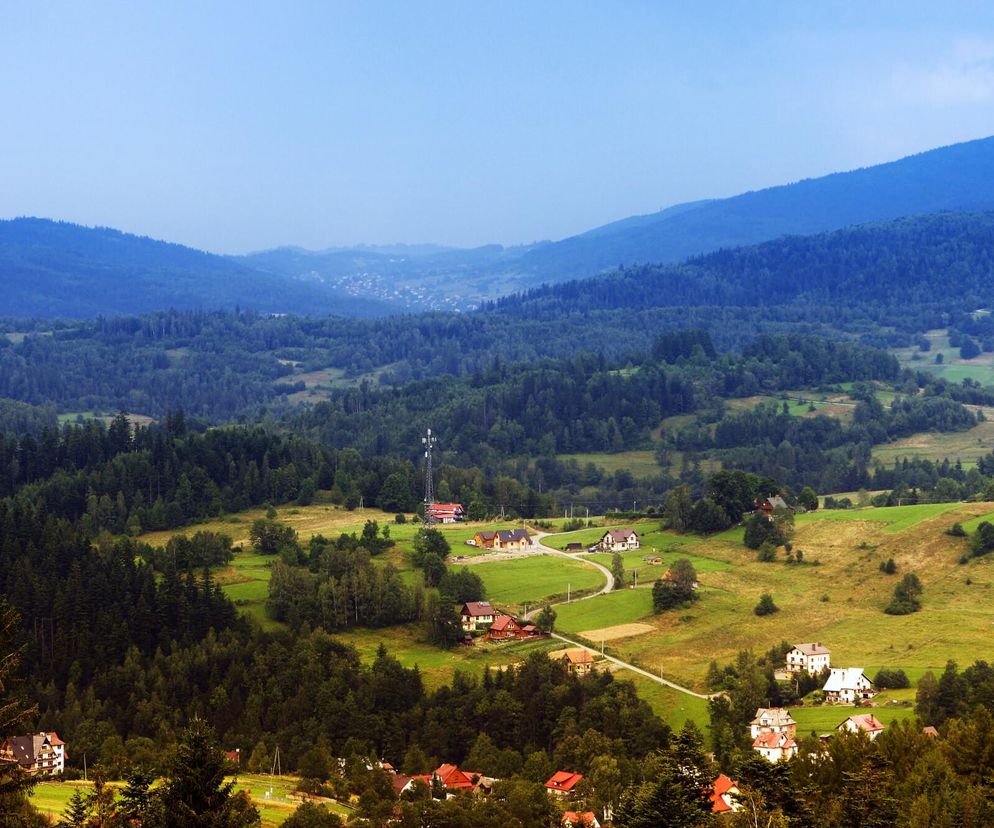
[432,763,476,792]
[752,731,798,762]
[749,708,797,740]
[710,774,742,814]
[473,531,498,548]
[836,713,885,740]
[0,732,66,775]
[823,668,875,704]
[785,642,831,674]
[428,503,465,523]
[557,648,594,675]
[599,528,640,552]
[545,770,584,798]
[755,495,790,514]
[460,601,497,632]
[486,614,524,641]
[493,529,532,551]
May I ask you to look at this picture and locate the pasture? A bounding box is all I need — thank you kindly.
[541,501,994,693]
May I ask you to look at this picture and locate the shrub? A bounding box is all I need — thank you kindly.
[946,522,966,537]
[874,668,910,689]
[885,573,923,615]
[754,593,779,616]
[879,558,897,574]
[757,542,777,563]
[395,513,407,524]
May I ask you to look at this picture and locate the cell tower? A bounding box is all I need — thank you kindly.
[422,427,437,524]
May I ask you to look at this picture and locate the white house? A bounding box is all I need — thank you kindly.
[823,668,875,704]
[750,707,797,740]
[752,731,798,762]
[836,713,886,740]
[785,642,831,675]
[0,732,66,775]
[460,601,496,632]
[599,529,640,552]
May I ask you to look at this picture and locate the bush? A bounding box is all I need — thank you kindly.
[879,558,897,574]
[756,542,777,562]
[946,522,966,537]
[754,593,779,616]
[874,668,910,689]
[885,573,923,615]
[395,513,407,524]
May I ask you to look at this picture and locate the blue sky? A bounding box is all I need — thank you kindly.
[2,2,994,252]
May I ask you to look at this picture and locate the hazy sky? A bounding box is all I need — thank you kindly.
[3,2,994,253]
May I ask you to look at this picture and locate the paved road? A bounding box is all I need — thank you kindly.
[526,530,713,700]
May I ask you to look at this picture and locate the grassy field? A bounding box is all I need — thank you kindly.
[791,698,917,735]
[871,414,994,467]
[893,329,994,385]
[335,626,561,689]
[535,500,994,695]
[30,774,347,826]
[472,556,605,610]
[556,450,662,479]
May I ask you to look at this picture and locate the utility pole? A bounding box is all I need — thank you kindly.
[422,428,437,525]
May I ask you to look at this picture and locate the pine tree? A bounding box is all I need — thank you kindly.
[159,717,260,828]
[57,790,92,828]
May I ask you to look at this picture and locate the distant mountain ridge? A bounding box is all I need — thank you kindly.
[242,134,994,304]
[0,218,399,319]
[6,134,994,319]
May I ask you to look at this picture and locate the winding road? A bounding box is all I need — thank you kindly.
[524,530,713,701]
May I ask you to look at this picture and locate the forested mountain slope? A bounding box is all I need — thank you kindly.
[509,134,994,284]
[0,218,399,318]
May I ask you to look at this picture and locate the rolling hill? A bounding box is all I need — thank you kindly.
[0,218,399,319]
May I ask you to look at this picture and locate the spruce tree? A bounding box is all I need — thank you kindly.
[159,717,260,828]
[0,600,39,815]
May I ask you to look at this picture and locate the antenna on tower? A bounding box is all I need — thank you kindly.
[422,427,437,524]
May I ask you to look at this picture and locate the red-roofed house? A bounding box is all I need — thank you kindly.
[427,503,465,524]
[710,774,741,814]
[460,601,497,632]
[752,731,797,762]
[563,811,600,828]
[599,529,640,552]
[486,614,524,641]
[545,770,584,798]
[433,764,475,791]
[836,713,885,740]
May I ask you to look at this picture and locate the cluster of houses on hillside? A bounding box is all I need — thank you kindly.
[775,643,877,704]
[746,640,908,762]
[384,758,742,821]
[458,602,548,643]
[0,732,66,776]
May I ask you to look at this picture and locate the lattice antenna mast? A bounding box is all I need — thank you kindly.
[422,428,437,523]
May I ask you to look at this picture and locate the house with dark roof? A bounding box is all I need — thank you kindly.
[785,642,831,674]
[472,530,497,548]
[599,528,640,552]
[493,529,532,551]
[545,770,584,798]
[0,732,66,775]
[460,601,497,632]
